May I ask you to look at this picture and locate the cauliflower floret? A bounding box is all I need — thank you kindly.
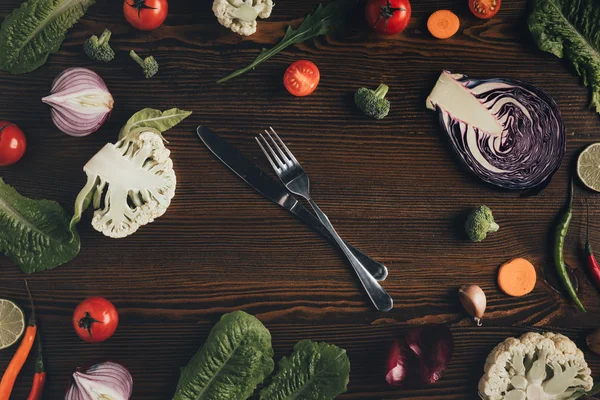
[72,129,176,239]
[479,332,593,400]
[213,0,273,36]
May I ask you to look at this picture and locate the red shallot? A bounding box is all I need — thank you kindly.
[386,325,454,387]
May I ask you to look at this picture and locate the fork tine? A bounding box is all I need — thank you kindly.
[270,127,298,164]
[255,136,281,173]
[265,129,290,166]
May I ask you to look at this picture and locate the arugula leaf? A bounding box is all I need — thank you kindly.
[0,0,95,74]
[118,108,192,141]
[217,0,357,83]
[260,340,350,400]
[528,0,600,113]
[0,178,80,273]
[172,311,274,400]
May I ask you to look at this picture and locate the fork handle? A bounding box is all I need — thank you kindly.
[308,199,394,312]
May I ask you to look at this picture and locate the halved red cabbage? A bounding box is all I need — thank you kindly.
[426,71,566,191]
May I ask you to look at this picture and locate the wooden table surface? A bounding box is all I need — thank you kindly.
[1,0,600,398]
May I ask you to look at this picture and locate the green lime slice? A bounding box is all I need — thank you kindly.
[0,299,25,350]
[578,143,600,192]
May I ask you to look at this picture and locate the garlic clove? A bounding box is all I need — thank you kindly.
[458,284,486,326]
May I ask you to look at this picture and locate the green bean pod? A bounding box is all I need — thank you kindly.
[554,179,586,312]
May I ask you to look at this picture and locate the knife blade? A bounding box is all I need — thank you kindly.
[197,126,388,282]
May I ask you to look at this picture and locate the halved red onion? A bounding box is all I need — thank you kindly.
[65,361,133,400]
[42,68,114,137]
[386,325,454,387]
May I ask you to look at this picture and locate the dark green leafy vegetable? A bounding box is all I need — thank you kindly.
[0,0,95,74]
[528,0,600,114]
[217,0,357,83]
[172,311,274,400]
[260,340,350,400]
[0,178,80,273]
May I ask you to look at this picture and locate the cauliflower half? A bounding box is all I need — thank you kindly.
[478,332,593,400]
[213,0,273,36]
[72,129,176,238]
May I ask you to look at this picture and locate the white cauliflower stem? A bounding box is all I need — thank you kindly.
[479,332,593,400]
[73,129,176,238]
[213,0,273,36]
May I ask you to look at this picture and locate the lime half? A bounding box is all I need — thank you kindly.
[0,299,25,350]
[578,143,600,192]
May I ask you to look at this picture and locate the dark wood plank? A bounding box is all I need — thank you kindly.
[1,0,599,398]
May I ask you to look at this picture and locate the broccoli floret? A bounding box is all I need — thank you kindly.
[130,50,158,79]
[465,205,499,242]
[354,84,390,120]
[84,29,115,63]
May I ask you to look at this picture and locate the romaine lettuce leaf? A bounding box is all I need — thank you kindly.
[0,178,80,273]
[172,311,274,400]
[0,0,95,74]
[528,0,600,113]
[260,340,350,400]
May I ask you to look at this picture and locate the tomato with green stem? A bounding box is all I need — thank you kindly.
[124,0,168,31]
[365,0,411,35]
[73,297,119,343]
[0,121,26,167]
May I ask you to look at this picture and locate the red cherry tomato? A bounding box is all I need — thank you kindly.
[73,297,119,343]
[123,0,168,31]
[469,0,501,19]
[365,0,411,35]
[0,121,26,167]
[283,60,320,97]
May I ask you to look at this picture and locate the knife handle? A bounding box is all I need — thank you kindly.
[290,203,388,282]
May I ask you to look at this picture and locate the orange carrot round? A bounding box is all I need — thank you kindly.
[427,10,460,39]
[498,258,537,297]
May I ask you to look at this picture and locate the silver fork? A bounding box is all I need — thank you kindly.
[256,128,393,312]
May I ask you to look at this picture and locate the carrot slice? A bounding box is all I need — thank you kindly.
[498,258,537,297]
[427,10,460,39]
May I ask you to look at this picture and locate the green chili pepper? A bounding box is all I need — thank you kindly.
[554,179,586,312]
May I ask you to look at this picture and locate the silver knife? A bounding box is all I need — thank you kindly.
[197,126,388,282]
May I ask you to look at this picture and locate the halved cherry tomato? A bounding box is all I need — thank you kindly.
[124,0,168,31]
[365,0,411,35]
[0,121,26,167]
[73,297,119,343]
[284,61,320,97]
[469,0,501,19]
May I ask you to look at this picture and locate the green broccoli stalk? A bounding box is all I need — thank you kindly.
[354,84,391,120]
[84,30,115,63]
[130,50,159,79]
[465,205,499,242]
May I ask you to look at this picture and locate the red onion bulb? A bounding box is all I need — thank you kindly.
[65,361,133,400]
[42,68,114,137]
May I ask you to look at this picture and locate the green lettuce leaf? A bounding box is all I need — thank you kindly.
[0,0,95,74]
[528,0,600,113]
[260,340,350,400]
[118,108,192,141]
[172,311,274,400]
[0,178,80,273]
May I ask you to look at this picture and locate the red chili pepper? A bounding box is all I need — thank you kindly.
[26,332,45,400]
[585,201,600,290]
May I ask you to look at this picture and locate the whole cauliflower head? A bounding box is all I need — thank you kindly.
[73,129,176,238]
[479,332,593,400]
[213,0,274,36]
